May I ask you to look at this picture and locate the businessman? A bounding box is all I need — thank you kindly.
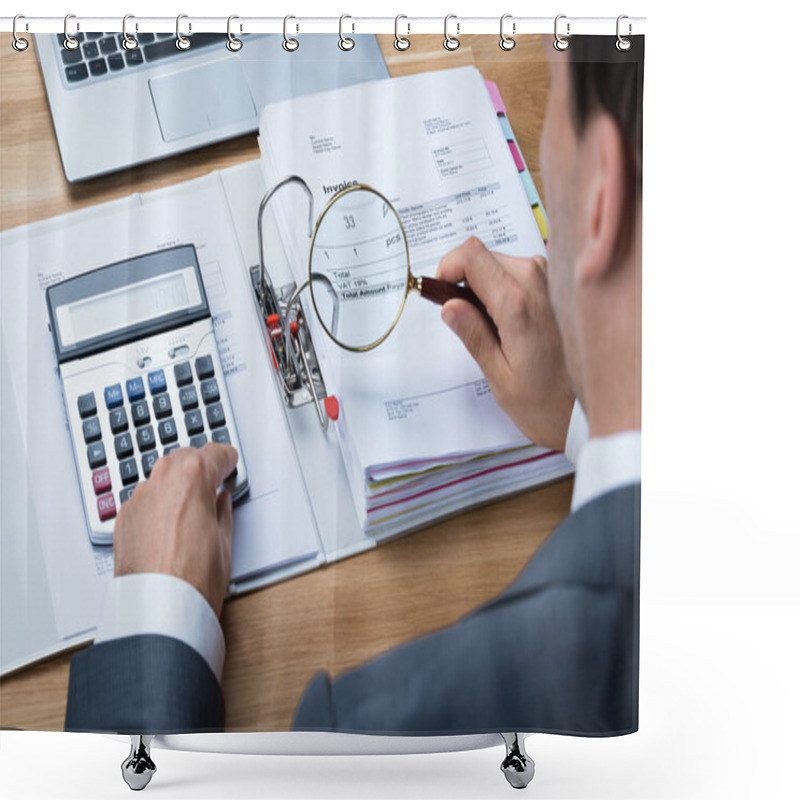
[66,35,643,735]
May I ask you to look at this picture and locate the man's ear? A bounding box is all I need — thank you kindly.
[576,114,626,285]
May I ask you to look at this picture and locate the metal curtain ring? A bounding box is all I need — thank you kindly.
[616,15,632,51]
[12,14,29,52]
[394,14,410,51]
[176,14,191,50]
[443,14,460,51]
[339,15,355,51]
[121,14,138,51]
[63,13,79,51]
[227,15,243,51]
[283,15,299,51]
[499,14,515,51]
[553,14,570,51]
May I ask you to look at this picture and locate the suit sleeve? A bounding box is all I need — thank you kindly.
[292,582,635,736]
[293,484,639,737]
[65,634,224,734]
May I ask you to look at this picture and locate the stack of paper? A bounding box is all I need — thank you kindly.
[258,67,573,534]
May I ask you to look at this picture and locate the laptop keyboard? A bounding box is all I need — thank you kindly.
[58,32,230,84]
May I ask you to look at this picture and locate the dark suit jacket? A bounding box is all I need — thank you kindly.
[65,484,640,736]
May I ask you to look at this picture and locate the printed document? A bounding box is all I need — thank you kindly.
[258,67,561,528]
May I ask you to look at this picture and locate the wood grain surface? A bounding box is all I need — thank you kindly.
[0,32,568,732]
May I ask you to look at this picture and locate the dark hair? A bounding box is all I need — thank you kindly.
[566,35,644,256]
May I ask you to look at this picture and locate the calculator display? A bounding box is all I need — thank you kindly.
[57,267,199,348]
[47,245,210,363]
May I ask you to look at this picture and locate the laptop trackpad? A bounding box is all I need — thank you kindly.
[149,59,257,143]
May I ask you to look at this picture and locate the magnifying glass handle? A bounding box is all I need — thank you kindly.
[418,276,493,325]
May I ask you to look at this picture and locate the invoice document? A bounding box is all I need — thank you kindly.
[257,67,557,526]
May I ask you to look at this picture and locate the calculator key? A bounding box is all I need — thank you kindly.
[148,369,167,395]
[119,485,137,504]
[163,444,180,456]
[190,435,208,448]
[200,378,220,405]
[83,417,102,443]
[185,409,204,436]
[77,392,97,419]
[97,494,117,522]
[211,428,231,445]
[206,403,226,429]
[136,425,156,452]
[131,400,150,426]
[195,355,215,380]
[153,393,172,419]
[179,385,198,410]
[114,432,134,459]
[141,451,159,478]
[126,377,145,402]
[109,407,129,434]
[158,418,178,445]
[87,441,107,469]
[92,467,112,495]
[119,458,139,486]
[174,361,193,386]
[104,383,124,409]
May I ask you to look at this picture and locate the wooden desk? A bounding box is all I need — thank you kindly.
[0,33,571,731]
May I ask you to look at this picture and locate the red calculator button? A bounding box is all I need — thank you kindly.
[92,467,112,495]
[97,494,117,522]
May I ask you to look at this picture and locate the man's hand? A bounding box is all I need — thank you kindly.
[113,443,239,618]
[437,237,574,451]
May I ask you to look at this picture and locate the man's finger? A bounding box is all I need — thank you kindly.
[436,237,515,320]
[201,443,239,488]
[441,299,508,387]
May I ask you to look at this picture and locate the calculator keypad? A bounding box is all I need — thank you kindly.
[63,325,246,545]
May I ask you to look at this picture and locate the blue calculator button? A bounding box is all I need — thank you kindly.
[126,377,145,402]
[148,369,167,395]
[104,383,124,409]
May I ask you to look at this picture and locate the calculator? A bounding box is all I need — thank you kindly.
[46,245,248,546]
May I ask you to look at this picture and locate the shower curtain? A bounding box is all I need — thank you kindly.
[0,26,643,748]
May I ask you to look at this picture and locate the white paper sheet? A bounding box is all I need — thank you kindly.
[257,67,554,526]
[0,173,319,642]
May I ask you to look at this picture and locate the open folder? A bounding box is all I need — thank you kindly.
[0,67,572,675]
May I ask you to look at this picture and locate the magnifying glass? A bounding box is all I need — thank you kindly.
[307,184,488,352]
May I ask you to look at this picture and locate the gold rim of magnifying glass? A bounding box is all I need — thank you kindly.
[308,183,412,353]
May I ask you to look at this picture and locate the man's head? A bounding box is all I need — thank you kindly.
[540,35,644,436]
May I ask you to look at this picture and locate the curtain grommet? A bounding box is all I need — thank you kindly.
[553,14,570,51]
[443,14,460,51]
[394,15,410,51]
[12,14,29,52]
[283,15,299,52]
[499,14,516,51]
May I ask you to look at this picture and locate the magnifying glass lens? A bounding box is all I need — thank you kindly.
[309,187,409,351]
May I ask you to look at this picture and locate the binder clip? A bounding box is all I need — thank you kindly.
[250,175,330,430]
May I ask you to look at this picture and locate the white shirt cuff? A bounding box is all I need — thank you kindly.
[564,399,589,465]
[94,573,225,684]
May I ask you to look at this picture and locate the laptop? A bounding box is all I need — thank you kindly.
[34,32,389,182]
